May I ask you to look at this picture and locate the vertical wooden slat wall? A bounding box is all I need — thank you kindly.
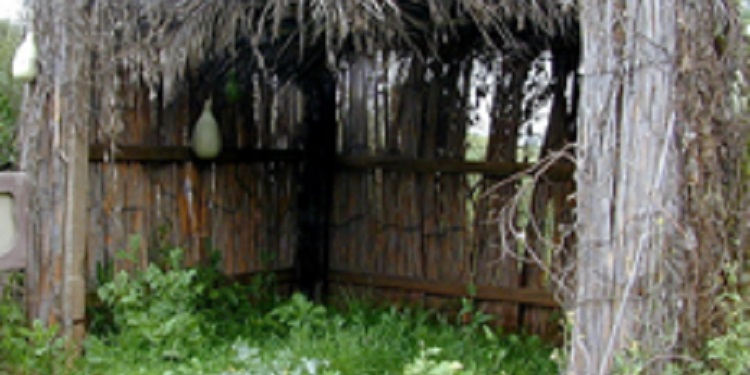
[474,58,528,330]
[87,74,302,286]
[83,50,570,337]
[518,47,579,339]
[328,54,568,337]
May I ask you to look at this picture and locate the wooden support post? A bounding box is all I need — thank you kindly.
[572,1,686,372]
[20,0,90,345]
[295,70,337,301]
[62,124,89,342]
[23,81,89,343]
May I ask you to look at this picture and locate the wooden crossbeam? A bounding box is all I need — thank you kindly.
[329,270,559,308]
[339,155,574,180]
[88,145,304,163]
[88,145,574,180]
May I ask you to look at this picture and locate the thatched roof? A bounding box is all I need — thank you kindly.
[72,0,577,97]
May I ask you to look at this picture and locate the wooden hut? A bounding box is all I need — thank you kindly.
[15,0,745,373]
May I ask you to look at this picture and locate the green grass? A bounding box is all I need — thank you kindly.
[80,301,558,375]
[1,249,559,375]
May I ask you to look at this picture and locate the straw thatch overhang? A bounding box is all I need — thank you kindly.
[99,0,578,95]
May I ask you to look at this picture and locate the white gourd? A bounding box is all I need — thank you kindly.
[12,32,37,83]
[192,99,222,159]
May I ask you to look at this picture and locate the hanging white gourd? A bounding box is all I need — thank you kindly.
[192,99,222,159]
[12,31,38,83]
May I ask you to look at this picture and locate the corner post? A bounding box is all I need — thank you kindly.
[295,69,337,301]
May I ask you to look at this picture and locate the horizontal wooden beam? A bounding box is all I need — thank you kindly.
[89,145,304,163]
[89,145,574,180]
[329,270,559,308]
[338,155,574,180]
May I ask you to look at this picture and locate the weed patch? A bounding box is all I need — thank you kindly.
[1,249,559,374]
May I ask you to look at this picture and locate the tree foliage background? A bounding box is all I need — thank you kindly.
[0,20,21,167]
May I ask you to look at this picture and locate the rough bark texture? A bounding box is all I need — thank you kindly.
[572,1,683,373]
[20,0,91,342]
[573,0,745,372]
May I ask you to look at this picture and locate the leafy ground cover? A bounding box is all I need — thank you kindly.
[1,248,559,375]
